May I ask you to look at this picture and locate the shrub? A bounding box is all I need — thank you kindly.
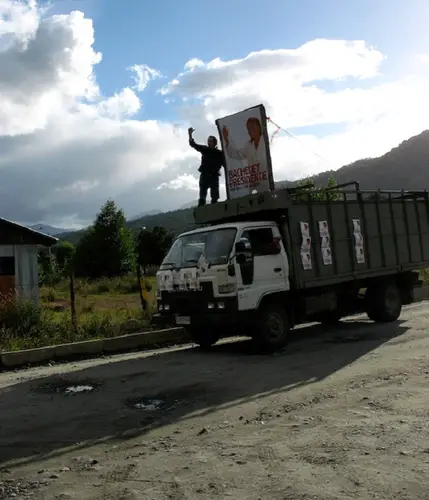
[0,294,42,334]
[0,274,157,352]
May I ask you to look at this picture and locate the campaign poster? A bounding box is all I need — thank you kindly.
[215,104,275,199]
[318,220,333,266]
[352,218,365,264]
[300,221,312,270]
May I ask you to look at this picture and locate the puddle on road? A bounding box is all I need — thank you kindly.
[35,379,100,395]
[132,398,165,411]
[126,384,210,416]
[64,385,94,395]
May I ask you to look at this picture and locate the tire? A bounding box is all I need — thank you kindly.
[253,302,290,352]
[365,283,402,322]
[186,327,220,349]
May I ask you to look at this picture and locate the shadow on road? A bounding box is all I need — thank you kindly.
[0,318,408,469]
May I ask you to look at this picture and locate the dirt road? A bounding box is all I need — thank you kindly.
[1,303,429,499]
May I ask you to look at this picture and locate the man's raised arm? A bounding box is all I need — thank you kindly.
[188,127,207,153]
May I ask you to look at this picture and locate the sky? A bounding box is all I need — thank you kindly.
[1,0,429,229]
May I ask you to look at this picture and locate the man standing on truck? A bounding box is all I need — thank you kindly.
[188,127,225,207]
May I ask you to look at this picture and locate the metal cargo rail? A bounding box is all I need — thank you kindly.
[194,182,429,289]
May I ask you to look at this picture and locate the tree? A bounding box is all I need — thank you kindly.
[294,176,341,202]
[54,241,76,270]
[74,200,136,278]
[367,192,388,201]
[38,241,76,284]
[38,249,61,285]
[136,226,173,272]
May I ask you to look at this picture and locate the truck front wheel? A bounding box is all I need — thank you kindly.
[253,302,290,352]
[186,327,220,349]
[366,283,402,322]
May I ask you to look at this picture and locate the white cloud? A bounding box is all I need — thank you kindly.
[162,40,429,180]
[0,2,428,229]
[129,63,161,92]
[157,174,199,192]
[0,0,39,41]
[160,40,384,98]
[419,53,429,65]
[97,87,141,118]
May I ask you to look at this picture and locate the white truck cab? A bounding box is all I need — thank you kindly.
[154,221,291,348]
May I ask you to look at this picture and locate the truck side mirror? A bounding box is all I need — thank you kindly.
[236,253,246,265]
[234,238,252,265]
[235,241,246,253]
[234,237,253,286]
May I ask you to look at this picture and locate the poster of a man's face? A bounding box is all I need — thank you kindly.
[246,117,262,143]
[216,104,274,199]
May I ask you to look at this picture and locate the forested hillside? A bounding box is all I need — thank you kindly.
[59,130,429,244]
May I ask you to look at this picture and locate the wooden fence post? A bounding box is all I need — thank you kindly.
[69,272,78,335]
[136,264,147,312]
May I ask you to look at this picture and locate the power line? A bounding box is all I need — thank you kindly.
[267,117,334,169]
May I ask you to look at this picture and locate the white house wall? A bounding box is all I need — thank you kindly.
[14,245,40,305]
[0,244,41,304]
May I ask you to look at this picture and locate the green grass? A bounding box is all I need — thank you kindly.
[420,269,429,285]
[45,274,143,297]
[4,267,424,353]
[0,275,157,352]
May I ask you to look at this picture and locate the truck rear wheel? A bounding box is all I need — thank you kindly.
[366,283,402,322]
[253,302,290,352]
[186,327,220,349]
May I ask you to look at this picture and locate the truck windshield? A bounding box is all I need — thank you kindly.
[160,228,237,269]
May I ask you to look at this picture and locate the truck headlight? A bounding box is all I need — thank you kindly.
[217,302,225,309]
[164,304,170,311]
[218,283,236,294]
[208,302,215,309]
[158,304,163,311]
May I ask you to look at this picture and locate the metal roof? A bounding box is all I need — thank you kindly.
[0,218,59,246]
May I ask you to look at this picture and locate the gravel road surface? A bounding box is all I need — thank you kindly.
[1,303,429,499]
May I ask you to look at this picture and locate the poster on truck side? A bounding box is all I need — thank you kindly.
[318,220,332,265]
[352,218,365,264]
[216,104,275,199]
[300,221,313,270]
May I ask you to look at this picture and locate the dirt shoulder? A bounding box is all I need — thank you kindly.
[1,303,429,499]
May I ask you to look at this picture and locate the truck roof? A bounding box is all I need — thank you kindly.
[179,220,275,237]
[194,188,291,225]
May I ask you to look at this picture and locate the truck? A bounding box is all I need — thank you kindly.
[152,182,429,351]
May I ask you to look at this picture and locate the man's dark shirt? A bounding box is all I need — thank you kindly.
[189,139,225,177]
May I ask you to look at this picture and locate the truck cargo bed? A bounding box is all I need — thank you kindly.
[195,184,429,289]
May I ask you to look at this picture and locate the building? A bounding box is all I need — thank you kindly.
[0,218,58,305]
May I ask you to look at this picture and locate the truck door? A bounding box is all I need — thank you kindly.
[239,226,290,309]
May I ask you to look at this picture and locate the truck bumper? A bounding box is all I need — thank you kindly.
[151,313,175,329]
[151,312,243,332]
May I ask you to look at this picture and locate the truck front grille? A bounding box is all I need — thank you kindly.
[160,282,214,315]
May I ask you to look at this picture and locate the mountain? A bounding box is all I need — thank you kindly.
[57,207,198,245]
[128,209,162,221]
[58,130,429,245]
[179,200,197,209]
[29,224,73,236]
[289,130,429,190]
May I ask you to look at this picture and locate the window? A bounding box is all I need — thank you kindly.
[160,228,237,269]
[0,257,15,276]
[241,228,281,256]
